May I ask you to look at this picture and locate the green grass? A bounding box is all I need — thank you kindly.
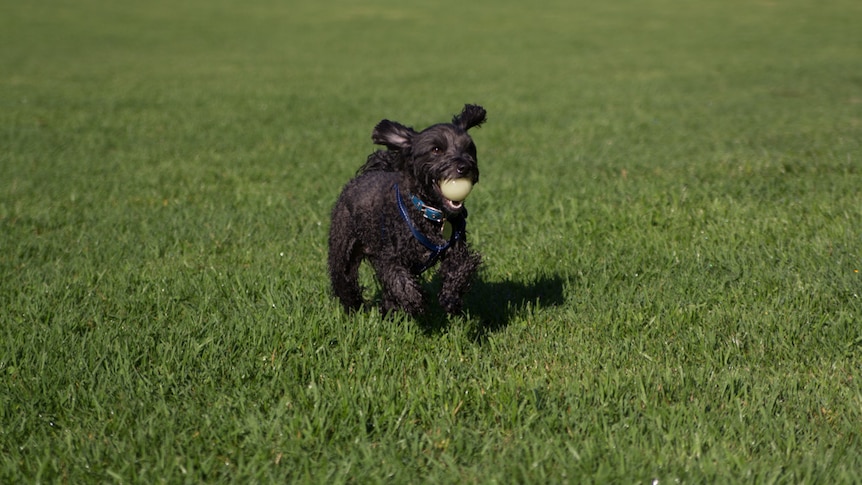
[2,0,861,482]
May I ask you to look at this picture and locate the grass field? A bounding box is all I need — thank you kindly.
[2,0,861,482]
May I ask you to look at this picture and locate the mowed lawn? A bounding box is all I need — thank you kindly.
[2,0,861,482]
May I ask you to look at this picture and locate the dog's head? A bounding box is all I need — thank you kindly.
[372,104,486,215]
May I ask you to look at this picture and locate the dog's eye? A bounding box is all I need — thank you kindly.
[431,146,442,155]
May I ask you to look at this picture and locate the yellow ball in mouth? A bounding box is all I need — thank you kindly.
[439,178,474,202]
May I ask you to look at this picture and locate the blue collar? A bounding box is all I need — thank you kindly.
[411,194,445,222]
[394,183,466,274]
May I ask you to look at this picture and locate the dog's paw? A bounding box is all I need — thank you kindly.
[439,294,464,316]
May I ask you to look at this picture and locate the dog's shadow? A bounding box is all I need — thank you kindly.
[418,274,567,338]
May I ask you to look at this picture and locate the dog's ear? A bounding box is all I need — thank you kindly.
[372,120,416,150]
[452,104,487,131]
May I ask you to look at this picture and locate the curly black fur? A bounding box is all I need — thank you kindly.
[328,104,486,316]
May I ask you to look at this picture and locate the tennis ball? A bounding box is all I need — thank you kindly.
[439,178,473,202]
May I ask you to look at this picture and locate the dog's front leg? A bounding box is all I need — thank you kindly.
[437,243,481,315]
[372,259,425,316]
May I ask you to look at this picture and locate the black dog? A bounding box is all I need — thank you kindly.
[328,104,486,316]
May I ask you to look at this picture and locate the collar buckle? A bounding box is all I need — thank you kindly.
[410,194,445,222]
